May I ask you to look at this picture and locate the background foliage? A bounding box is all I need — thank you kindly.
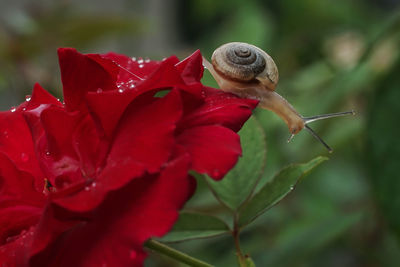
[1,0,400,266]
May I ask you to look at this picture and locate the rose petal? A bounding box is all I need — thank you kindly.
[58,48,119,111]
[30,155,195,267]
[86,56,185,139]
[103,52,179,81]
[27,83,63,109]
[0,109,42,180]
[51,89,183,213]
[178,87,258,132]
[177,125,242,180]
[175,49,204,84]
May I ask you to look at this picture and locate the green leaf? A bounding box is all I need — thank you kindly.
[367,60,400,241]
[244,256,256,267]
[159,212,230,243]
[262,211,363,266]
[206,116,266,210]
[238,156,328,226]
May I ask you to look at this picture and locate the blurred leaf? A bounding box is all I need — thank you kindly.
[160,212,230,243]
[244,256,256,267]
[206,116,266,210]
[367,59,400,241]
[238,156,327,226]
[261,211,363,266]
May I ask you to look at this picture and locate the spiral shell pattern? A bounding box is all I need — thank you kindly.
[212,42,266,82]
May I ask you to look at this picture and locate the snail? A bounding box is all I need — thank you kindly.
[202,42,355,152]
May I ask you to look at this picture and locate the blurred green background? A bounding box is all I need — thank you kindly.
[1,0,400,266]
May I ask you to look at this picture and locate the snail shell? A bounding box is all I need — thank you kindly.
[211,42,279,91]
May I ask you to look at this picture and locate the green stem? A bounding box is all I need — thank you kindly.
[233,213,247,267]
[144,239,214,267]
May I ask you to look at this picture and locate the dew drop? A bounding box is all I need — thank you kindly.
[21,153,29,162]
[45,151,51,156]
[97,88,103,93]
[118,88,124,93]
[129,83,136,89]
[289,186,294,191]
[129,249,137,259]
[145,58,151,63]
[138,64,144,68]
[137,58,144,64]
[10,107,16,112]
[131,57,136,61]
[25,95,31,101]
[91,182,97,188]
[84,186,90,191]
[211,169,221,178]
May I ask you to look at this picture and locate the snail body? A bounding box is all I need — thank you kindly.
[203,42,354,152]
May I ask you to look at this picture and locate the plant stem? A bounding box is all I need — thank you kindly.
[144,239,214,267]
[233,213,247,267]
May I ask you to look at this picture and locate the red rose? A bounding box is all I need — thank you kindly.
[0,48,257,266]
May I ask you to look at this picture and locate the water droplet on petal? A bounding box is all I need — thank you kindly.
[145,58,151,63]
[10,107,16,112]
[211,169,221,178]
[131,57,136,61]
[97,88,103,93]
[84,186,90,191]
[21,153,29,162]
[129,249,137,259]
[45,151,51,156]
[25,95,31,101]
[137,58,144,64]
[138,64,144,68]
[91,182,97,188]
[118,88,124,93]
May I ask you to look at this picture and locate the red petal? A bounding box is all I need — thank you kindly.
[27,83,62,109]
[175,49,204,84]
[86,57,185,138]
[0,154,44,265]
[0,153,45,209]
[52,89,183,213]
[179,87,258,132]
[30,156,195,267]
[177,125,242,180]
[103,52,180,82]
[107,88,182,173]
[0,109,42,181]
[58,48,118,111]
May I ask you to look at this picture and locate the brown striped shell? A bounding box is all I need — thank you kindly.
[211,42,279,91]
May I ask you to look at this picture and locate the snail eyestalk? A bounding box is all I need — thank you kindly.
[304,125,333,153]
[298,110,355,152]
[303,110,356,124]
